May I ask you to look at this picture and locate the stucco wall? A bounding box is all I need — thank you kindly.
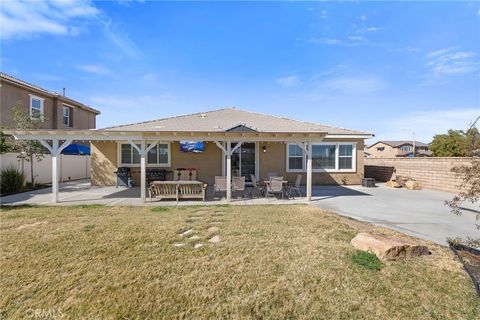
[91,139,365,187]
[0,80,96,129]
[364,157,473,193]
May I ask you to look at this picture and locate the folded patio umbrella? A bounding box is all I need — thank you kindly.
[61,143,91,155]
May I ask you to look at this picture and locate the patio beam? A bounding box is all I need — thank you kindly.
[226,141,232,202]
[140,140,146,202]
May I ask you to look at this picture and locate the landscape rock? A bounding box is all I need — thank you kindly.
[194,243,203,249]
[386,180,402,188]
[208,235,221,243]
[179,229,193,237]
[351,232,429,260]
[405,180,421,190]
[207,226,220,233]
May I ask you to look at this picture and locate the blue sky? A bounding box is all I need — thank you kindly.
[1,0,479,143]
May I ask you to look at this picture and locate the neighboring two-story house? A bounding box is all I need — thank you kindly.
[0,73,100,130]
[366,140,431,158]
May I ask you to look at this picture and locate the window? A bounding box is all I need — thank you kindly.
[287,144,304,170]
[29,95,44,119]
[120,143,170,166]
[401,145,410,152]
[376,147,384,151]
[286,143,356,172]
[62,106,71,127]
[312,145,335,169]
[339,145,353,169]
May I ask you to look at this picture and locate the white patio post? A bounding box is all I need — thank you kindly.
[39,138,72,203]
[140,140,146,202]
[306,142,313,201]
[226,141,232,202]
[51,139,59,203]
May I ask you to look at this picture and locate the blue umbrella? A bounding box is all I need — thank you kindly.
[61,143,91,155]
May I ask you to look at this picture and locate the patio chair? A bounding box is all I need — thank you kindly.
[232,176,247,198]
[287,174,303,199]
[249,174,264,198]
[266,172,279,180]
[265,176,284,200]
[213,176,228,198]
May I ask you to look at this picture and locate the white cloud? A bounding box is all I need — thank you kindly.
[358,15,367,21]
[320,10,327,19]
[375,108,480,142]
[425,47,479,77]
[355,27,379,33]
[318,76,387,94]
[277,75,300,88]
[0,0,99,39]
[78,64,110,75]
[102,19,143,59]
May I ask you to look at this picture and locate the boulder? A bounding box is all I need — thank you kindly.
[386,180,402,188]
[405,180,421,190]
[351,232,430,260]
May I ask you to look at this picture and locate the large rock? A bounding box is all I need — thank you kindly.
[405,180,421,190]
[351,232,430,260]
[386,180,402,188]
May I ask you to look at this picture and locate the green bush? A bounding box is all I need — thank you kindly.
[350,250,384,271]
[0,165,25,194]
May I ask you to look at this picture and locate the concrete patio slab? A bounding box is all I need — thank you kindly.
[312,183,478,246]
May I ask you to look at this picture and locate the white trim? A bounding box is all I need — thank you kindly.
[286,142,357,173]
[117,141,171,167]
[62,105,70,127]
[29,94,44,119]
[255,142,259,181]
[325,134,373,139]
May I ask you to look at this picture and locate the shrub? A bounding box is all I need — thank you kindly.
[350,250,384,271]
[0,165,25,194]
[151,206,171,213]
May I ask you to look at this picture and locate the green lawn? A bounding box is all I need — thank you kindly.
[1,205,478,319]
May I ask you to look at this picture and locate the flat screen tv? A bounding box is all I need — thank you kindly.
[180,141,205,153]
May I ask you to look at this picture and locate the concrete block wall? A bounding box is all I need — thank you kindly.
[364,157,474,193]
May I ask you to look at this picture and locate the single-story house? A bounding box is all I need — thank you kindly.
[6,108,373,203]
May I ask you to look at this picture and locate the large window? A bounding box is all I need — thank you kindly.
[286,143,356,172]
[287,144,304,170]
[29,95,44,119]
[120,143,170,166]
[312,145,336,169]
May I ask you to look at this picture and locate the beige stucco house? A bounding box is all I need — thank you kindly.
[6,108,373,203]
[0,73,100,129]
[367,140,431,158]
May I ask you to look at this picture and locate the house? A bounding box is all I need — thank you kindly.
[367,140,431,158]
[5,108,373,203]
[0,73,100,129]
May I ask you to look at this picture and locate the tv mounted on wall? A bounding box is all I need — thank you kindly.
[180,141,205,153]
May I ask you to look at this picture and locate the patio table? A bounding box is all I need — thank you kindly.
[263,180,290,199]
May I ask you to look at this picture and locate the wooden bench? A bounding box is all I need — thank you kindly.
[149,181,207,202]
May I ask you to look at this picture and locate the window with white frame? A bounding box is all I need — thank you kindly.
[286,143,356,172]
[29,95,44,119]
[287,144,304,170]
[120,143,170,166]
[400,145,410,151]
[312,145,336,169]
[339,144,353,169]
[62,106,71,127]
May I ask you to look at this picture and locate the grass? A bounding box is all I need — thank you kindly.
[1,205,478,319]
[351,250,384,271]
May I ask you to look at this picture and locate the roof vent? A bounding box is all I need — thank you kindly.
[200,113,206,119]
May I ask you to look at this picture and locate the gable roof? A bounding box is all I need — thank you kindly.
[369,140,429,148]
[0,72,101,115]
[102,107,372,136]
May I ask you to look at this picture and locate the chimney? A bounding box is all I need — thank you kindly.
[62,87,66,97]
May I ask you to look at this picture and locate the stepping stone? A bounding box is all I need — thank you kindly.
[194,210,209,215]
[208,226,220,233]
[208,235,220,243]
[212,211,225,216]
[194,243,204,249]
[173,243,186,248]
[188,216,203,220]
[209,221,223,226]
[189,235,201,240]
[179,229,193,237]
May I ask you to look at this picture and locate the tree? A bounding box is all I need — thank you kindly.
[446,116,480,248]
[11,103,46,187]
[0,130,11,154]
[430,129,470,157]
